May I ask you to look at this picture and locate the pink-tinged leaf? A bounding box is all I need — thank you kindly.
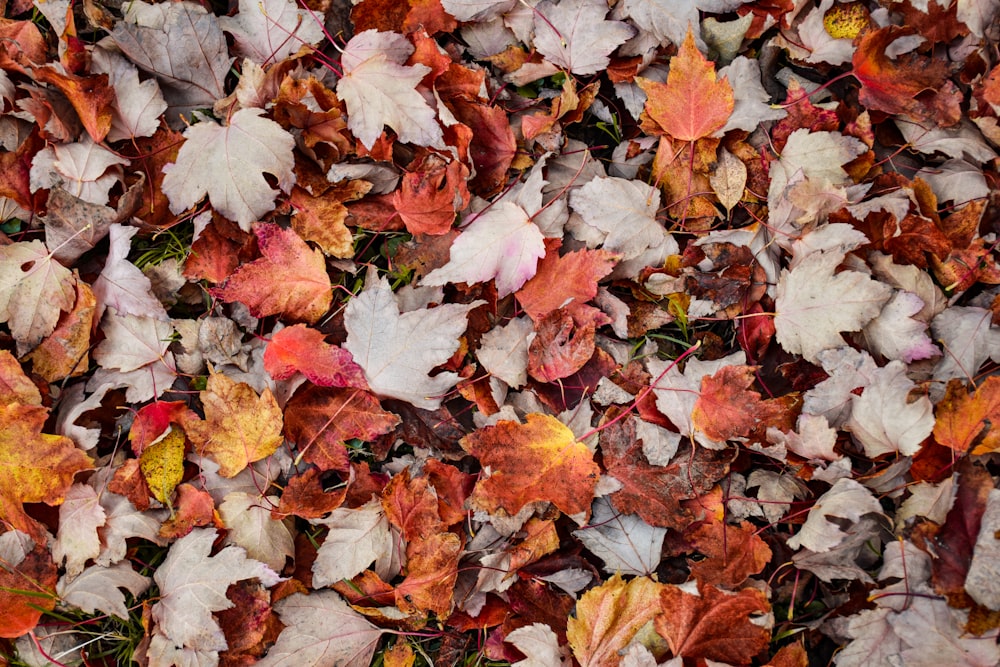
[265,324,368,388]
[423,201,546,297]
[220,0,325,65]
[211,223,332,324]
[532,0,634,76]
[257,591,385,667]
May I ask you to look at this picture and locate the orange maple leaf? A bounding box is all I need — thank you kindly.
[637,27,734,142]
[567,573,662,667]
[0,403,92,538]
[0,538,58,639]
[933,377,1000,454]
[692,365,783,441]
[211,223,332,323]
[461,413,600,518]
[264,324,368,389]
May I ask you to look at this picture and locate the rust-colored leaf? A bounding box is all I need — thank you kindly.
[852,26,962,126]
[461,413,600,518]
[0,538,57,639]
[933,377,1000,454]
[692,365,782,441]
[264,324,368,388]
[655,582,771,663]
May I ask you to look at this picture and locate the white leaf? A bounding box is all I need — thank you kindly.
[220,0,325,64]
[94,309,174,374]
[257,591,385,667]
[311,499,394,588]
[532,0,634,75]
[717,56,786,134]
[775,250,892,363]
[423,201,546,297]
[91,47,168,141]
[896,118,997,162]
[894,594,1000,666]
[152,528,280,651]
[845,360,933,458]
[917,158,990,205]
[573,497,666,576]
[93,224,169,322]
[162,108,296,229]
[802,347,879,427]
[931,306,1000,381]
[29,136,128,206]
[0,240,76,355]
[477,315,533,388]
[440,0,516,22]
[767,129,866,214]
[570,176,673,261]
[337,30,443,149]
[862,291,939,363]
[53,483,106,579]
[786,478,882,553]
[58,562,151,619]
[344,273,483,409]
[97,490,167,567]
[507,623,570,667]
[966,489,1000,610]
[219,492,294,572]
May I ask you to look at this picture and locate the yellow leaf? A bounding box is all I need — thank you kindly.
[140,426,186,504]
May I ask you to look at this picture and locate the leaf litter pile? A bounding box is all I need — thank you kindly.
[5,0,1000,664]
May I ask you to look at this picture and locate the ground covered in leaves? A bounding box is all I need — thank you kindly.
[3,0,1000,665]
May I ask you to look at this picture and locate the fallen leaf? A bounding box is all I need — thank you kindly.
[264,324,368,388]
[343,272,482,408]
[638,27,734,141]
[461,413,600,519]
[211,223,332,323]
[0,240,76,355]
[567,573,662,667]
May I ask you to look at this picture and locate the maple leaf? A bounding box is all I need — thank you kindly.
[532,0,634,76]
[692,365,780,441]
[0,533,57,639]
[336,29,443,149]
[423,200,547,297]
[392,158,470,235]
[343,272,483,409]
[162,108,295,228]
[264,324,368,388]
[283,385,400,470]
[845,360,934,457]
[3,403,93,528]
[211,223,332,323]
[460,413,600,518]
[934,378,1000,453]
[852,26,962,126]
[638,28,734,141]
[220,0,325,65]
[774,249,893,363]
[257,591,385,667]
[110,1,232,123]
[183,372,284,478]
[90,308,177,403]
[311,498,395,587]
[92,223,168,322]
[572,497,666,576]
[655,582,771,664]
[0,240,76,355]
[218,492,294,571]
[150,528,280,654]
[43,180,142,266]
[90,47,168,141]
[52,483,106,579]
[569,176,674,261]
[57,562,151,620]
[516,245,618,321]
[567,573,662,667]
[787,478,883,553]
